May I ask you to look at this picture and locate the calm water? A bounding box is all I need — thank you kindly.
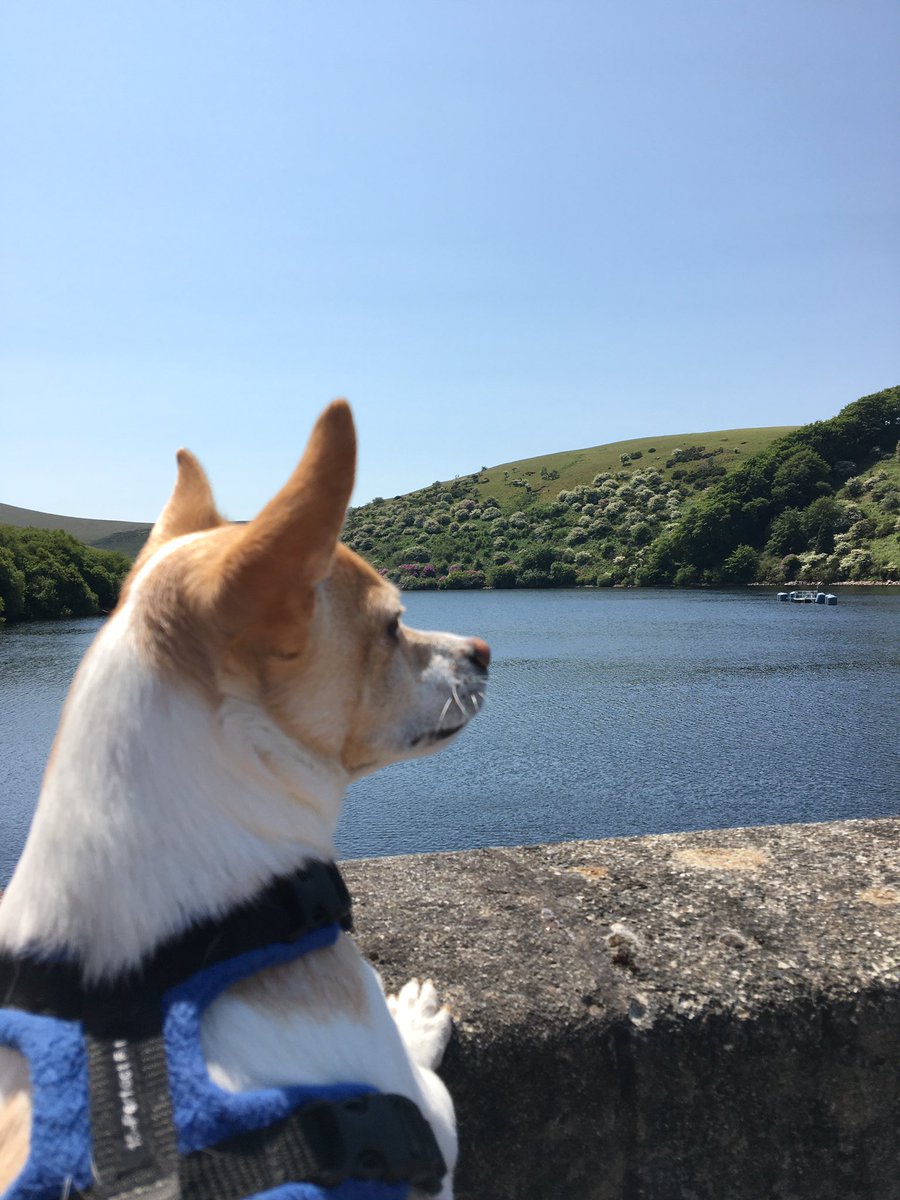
[1,589,898,884]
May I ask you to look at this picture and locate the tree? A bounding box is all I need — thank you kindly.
[770,447,831,508]
[720,544,761,585]
[802,495,846,553]
[0,547,26,620]
[766,508,806,557]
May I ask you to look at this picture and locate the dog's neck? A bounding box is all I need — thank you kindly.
[0,604,349,980]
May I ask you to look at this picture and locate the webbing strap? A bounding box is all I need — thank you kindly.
[178,1093,446,1199]
[83,1034,179,1200]
[77,1090,446,1200]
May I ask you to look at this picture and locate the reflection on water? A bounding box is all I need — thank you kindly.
[1,591,898,884]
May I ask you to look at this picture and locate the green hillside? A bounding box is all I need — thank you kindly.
[343,425,799,588]
[469,426,798,507]
[344,389,899,588]
[89,527,153,557]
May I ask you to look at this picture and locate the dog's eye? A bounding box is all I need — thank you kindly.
[386,615,401,642]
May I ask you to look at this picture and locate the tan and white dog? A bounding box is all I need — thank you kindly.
[0,400,489,1198]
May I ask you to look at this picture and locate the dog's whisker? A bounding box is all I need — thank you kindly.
[438,695,454,727]
[451,684,465,719]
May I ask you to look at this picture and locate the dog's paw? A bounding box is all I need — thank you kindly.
[386,978,452,1070]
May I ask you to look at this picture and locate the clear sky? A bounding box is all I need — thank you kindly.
[1,0,897,522]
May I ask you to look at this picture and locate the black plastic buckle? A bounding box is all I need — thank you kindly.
[299,1093,447,1194]
[275,862,354,937]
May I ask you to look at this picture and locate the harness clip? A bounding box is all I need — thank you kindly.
[300,1092,446,1194]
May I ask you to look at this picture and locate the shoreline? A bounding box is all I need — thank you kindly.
[2,580,899,627]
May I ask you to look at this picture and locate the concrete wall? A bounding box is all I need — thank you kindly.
[343,817,900,1200]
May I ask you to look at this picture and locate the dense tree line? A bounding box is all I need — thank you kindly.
[636,386,900,585]
[0,526,131,625]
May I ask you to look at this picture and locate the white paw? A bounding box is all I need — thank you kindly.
[386,977,453,1070]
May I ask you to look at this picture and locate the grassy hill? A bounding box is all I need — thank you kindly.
[469,426,798,507]
[345,389,899,588]
[344,424,806,589]
[0,503,151,553]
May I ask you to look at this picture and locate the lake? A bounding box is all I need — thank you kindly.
[1,588,898,885]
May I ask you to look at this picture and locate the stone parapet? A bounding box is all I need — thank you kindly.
[343,817,900,1200]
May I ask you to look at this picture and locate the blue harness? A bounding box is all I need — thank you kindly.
[0,862,445,1200]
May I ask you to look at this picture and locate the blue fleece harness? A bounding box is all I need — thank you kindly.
[0,863,445,1200]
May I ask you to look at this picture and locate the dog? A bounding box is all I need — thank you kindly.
[0,400,489,1200]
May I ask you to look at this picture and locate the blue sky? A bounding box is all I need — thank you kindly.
[1,0,897,521]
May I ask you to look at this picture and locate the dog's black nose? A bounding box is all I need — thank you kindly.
[467,637,491,671]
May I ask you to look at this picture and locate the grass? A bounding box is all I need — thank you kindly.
[470,426,799,505]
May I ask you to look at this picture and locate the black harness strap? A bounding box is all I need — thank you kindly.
[0,860,353,1037]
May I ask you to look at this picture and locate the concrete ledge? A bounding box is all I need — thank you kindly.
[343,818,900,1200]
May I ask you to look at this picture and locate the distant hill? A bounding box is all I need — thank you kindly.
[343,390,900,588]
[344,424,803,588]
[0,503,151,556]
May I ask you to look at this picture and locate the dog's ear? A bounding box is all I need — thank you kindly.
[216,399,356,638]
[136,449,224,568]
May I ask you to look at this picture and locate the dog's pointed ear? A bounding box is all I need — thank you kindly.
[137,449,224,568]
[217,400,356,634]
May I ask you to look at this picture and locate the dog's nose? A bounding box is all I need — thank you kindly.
[467,637,491,671]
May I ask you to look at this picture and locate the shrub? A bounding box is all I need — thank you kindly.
[487,563,517,588]
[398,575,439,591]
[517,569,553,588]
[780,554,802,580]
[519,546,557,572]
[630,521,653,546]
[672,565,699,587]
[839,548,874,580]
[550,562,577,586]
[439,569,485,590]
